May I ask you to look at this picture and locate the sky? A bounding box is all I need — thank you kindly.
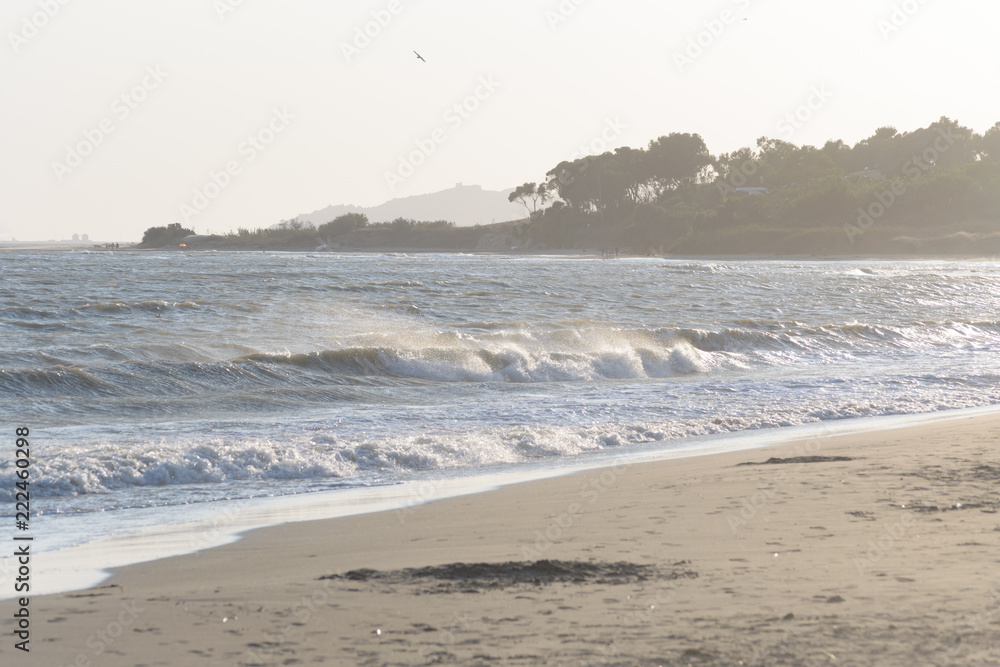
[2,0,999,242]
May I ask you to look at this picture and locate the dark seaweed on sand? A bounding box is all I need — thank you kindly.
[737,455,855,466]
[320,559,697,593]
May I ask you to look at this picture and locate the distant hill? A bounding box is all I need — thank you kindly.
[297,183,526,227]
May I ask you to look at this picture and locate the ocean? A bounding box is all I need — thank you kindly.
[2,251,999,593]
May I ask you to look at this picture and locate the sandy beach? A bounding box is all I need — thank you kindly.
[4,413,1000,666]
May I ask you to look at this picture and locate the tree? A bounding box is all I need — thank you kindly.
[715,150,766,204]
[850,126,899,173]
[139,222,194,248]
[317,212,368,237]
[922,117,979,168]
[540,135,712,222]
[821,139,852,171]
[642,133,714,197]
[544,153,632,218]
[508,182,551,216]
[272,218,312,231]
[776,145,839,186]
[714,146,762,188]
[983,122,1000,163]
[613,146,651,203]
[753,136,800,185]
[544,158,595,211]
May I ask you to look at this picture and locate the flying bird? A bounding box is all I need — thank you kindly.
[414,50,426,63]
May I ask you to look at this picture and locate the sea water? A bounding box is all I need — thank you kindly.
[2,251,999,592]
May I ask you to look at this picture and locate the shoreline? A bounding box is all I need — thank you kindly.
[3,244,999,262]
[3,409,999,664]
[4,406,996,602]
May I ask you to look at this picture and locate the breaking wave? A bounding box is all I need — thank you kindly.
[4,319,999,398]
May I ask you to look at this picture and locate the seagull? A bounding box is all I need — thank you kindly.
[414,50,426,63]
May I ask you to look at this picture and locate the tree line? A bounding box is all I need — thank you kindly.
[139,215,454,248]
[511,117,1000,253]
[141,117,1000,253]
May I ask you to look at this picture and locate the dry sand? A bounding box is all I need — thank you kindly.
[3,413,1000,666]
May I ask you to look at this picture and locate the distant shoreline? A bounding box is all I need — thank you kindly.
[2,243,997,262]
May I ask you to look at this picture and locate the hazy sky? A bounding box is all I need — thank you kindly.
[3,0,999,241]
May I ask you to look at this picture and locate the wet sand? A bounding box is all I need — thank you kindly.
[3,413,999,665]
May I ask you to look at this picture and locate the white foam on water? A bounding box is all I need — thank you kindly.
[4,404,998,600]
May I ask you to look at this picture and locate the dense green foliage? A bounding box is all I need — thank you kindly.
[139,222,195,248]
[139,214,456,250]
[522,117,1000,253]
[366,217,454,231]
[139,117,1000,254]
[317,213,369,237]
